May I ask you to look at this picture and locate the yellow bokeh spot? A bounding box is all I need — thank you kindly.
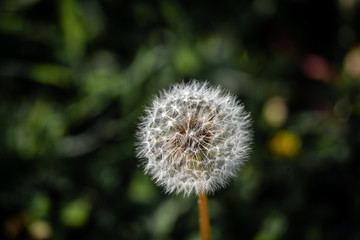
[269,131,302,159]
[28,221,52,240]
[344,45,360,79]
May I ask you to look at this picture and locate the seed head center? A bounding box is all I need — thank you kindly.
[173,118,212,154]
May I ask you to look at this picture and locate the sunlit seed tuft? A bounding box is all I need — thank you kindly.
[135,81,252,196]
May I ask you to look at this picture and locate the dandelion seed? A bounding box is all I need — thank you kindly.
[135,80,252,196]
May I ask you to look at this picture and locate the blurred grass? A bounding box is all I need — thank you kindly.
[1,0,360,240]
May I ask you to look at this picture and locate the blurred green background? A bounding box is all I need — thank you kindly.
[1,0,360,239]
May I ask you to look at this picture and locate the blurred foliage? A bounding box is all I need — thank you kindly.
[1,0,360,239]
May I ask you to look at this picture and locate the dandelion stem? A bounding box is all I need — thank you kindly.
[198,192,210,240]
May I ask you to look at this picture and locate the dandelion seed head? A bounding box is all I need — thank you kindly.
[136,81,252,196]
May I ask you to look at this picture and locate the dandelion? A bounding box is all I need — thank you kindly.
[135,80,252,239]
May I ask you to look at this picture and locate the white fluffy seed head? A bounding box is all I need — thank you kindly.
[135,81,252,196]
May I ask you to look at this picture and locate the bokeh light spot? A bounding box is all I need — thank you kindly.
[262,96,288,127]
[302,54,333,81]
[28,221,52,240]
[60,199,91,227]
[269,131,302,159]
[344,45,360,79]
[28,193,51,219]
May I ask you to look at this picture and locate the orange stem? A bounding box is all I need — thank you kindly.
[198,192,210,240]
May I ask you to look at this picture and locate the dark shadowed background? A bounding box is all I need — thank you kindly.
[1,0,360,239]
